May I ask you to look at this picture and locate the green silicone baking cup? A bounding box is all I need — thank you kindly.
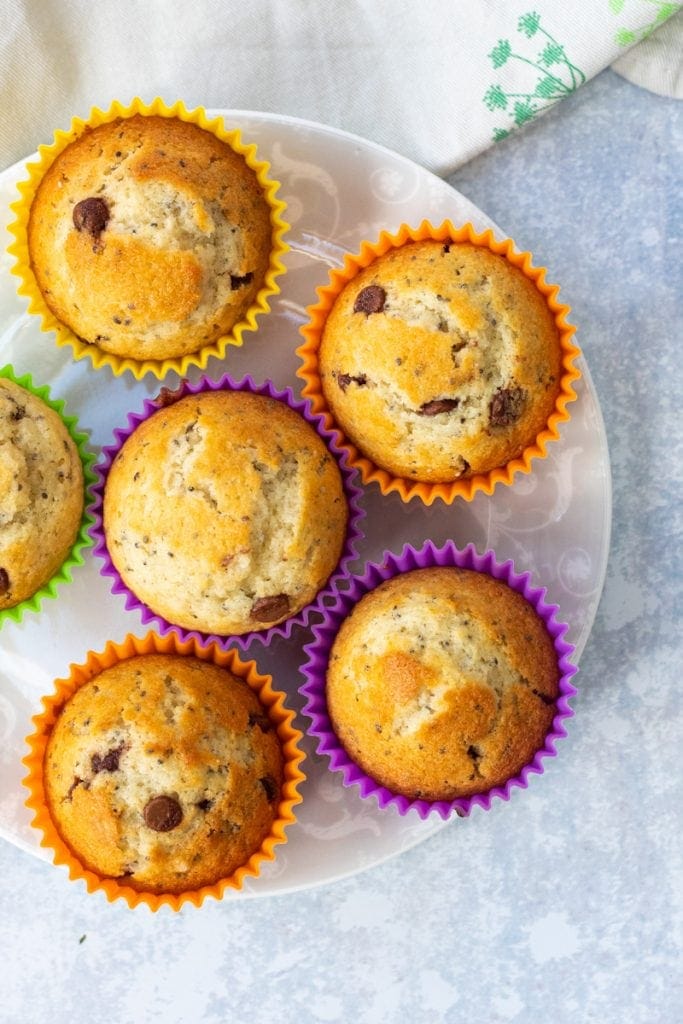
[0,365,96,627]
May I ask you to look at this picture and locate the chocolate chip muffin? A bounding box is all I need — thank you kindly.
[103,389,348,635]
[326,567,559,801]
[319,239,563,482]
[27,114,273,361]
[43,653,284,894]
[0,377,84,609]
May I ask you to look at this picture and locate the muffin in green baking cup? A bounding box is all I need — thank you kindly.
[0,365,96,626]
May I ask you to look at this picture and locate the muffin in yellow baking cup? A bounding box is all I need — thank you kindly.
[297,220,581,505]
[23,631,305,911]
[8,97,289,380]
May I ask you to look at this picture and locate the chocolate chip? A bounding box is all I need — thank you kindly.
[336,372,367,392]
[419,398,459,416]
[489,386,525,427]
[353,285,386,314]
[196,798,213,812]
[250,594,290,622]
[0,568,10,596]
[248,711,273,733]
[230,272,254,290]
[259,776,278,802]
[143,795,183,832]
[153,380,187,407]
[72,197,110,237]
[91,745,125,774]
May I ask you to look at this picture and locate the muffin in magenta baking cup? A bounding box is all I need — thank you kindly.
[89,373,365,649]
[300,540,578,820]
[22,630,306,910]
[7,96,289,381]
[0,364,96,627]
[297,220,581,505]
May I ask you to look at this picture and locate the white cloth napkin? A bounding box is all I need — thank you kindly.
[611,6,683,96]
[0,0,681,175]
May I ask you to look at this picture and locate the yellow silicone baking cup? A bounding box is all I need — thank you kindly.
[296,220,581,505]
[23,631,306,911]
[7,97,290,381]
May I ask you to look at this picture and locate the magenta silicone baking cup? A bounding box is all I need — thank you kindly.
[299,539,578,820]
[89,373,365,649]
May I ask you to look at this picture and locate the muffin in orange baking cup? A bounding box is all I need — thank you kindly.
[8,97,289,380]
[23,632,305,910]
[297,220,581,505]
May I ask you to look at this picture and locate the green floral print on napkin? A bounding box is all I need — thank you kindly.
[610,0,681,47]
[484,12,586,142]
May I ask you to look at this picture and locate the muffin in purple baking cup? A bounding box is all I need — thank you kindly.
[299,540,577,819]
[89,374,364,649]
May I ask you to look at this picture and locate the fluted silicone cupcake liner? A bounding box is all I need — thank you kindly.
[0,364,96,628]
[7,96,289,381]
[297,219,581,505]
[22,630,306,911]
[300,539,578,820]
[89,373,365,649]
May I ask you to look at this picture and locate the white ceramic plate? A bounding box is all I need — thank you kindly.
[0,111,611,897]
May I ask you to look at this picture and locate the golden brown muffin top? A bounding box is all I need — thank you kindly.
[44,654,284,894]
[28,115,273,360]
[327,567,559,800]
[103,390,348,634]
[320,241,562,482]
[0,378,83,608]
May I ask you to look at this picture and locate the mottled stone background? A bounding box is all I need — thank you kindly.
[0,69,681,1023]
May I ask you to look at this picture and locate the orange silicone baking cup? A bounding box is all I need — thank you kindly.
[22,631,305,911]
[7,96,289,381]
[296,220,581,505]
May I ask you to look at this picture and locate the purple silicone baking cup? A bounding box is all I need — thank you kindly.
[299,539,578,820]
[89,373,365,650]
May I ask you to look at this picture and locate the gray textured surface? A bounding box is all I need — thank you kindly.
[0,69,681,1023]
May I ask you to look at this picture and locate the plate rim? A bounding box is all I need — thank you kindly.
[0,109,612,895]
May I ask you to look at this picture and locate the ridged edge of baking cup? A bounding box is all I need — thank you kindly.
[6,96,290,381]
[22,630,306,911]
[89,373,365,649]
[299,539,578,820]
[0,364,96,628]
[296,219,582,506]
